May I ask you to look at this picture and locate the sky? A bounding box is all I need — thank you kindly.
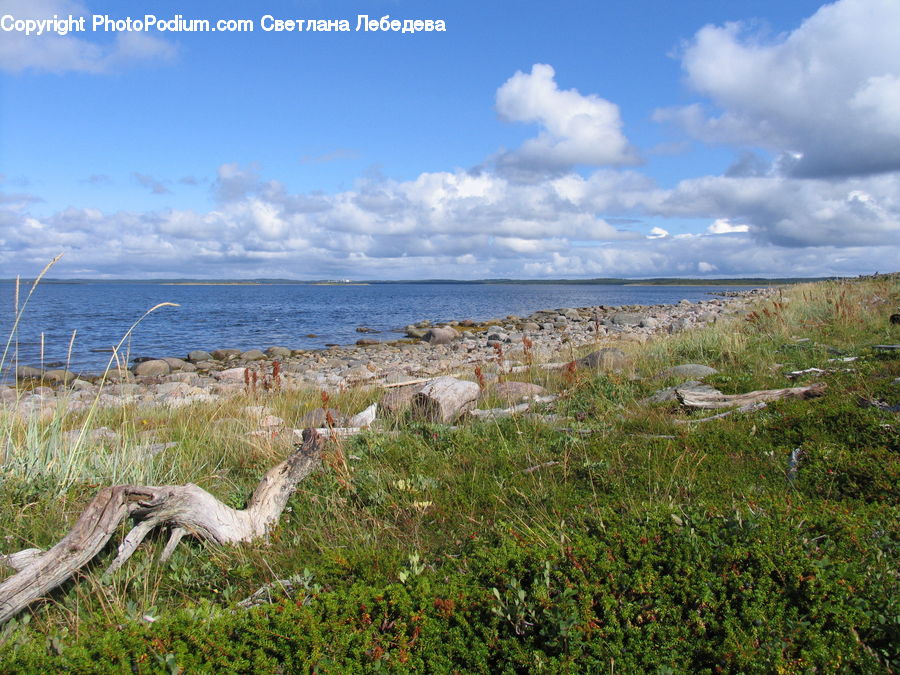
[1,0,898,279]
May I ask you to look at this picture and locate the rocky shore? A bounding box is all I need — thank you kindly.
[1,288,776,417]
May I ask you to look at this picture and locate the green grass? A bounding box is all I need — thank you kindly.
[0,276,898,672]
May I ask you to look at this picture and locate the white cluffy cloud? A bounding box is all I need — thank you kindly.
[707,218,750,234]
[494,64,639,175]
[0,0,176,74]
[656,0,900,178]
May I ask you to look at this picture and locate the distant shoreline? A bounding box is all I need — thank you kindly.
[159,282,269,286]
[1,277,839,287]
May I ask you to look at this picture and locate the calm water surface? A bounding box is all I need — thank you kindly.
[0,282,767,373]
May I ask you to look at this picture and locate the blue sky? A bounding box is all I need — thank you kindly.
[1,0,898,279]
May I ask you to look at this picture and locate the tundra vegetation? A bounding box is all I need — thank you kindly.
[0,274,897,673]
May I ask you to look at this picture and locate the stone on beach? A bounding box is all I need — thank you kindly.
[611,312,646,326]
[162,357,195,372]
[265,346,292,359]
[484,381,548,403]
[211,348,241,361]
[577,348,630,373]
[424,327,457,345]
[656,364,719,379]
[43,369,77,385]
[15,366,44,380]
[134,359,171,377]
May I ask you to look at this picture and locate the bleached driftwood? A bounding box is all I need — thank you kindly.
[673,401,768,424]
[238,575,317,610]
[508,362,569,373]
[786,367,854,380]
[410,376,480,423]
[0,429,323,627]
[467,395,558,421]
[785,367,828,379]
[304,427,367,438]
[381,375,459,389]
[347,402,377,428]
[522,461,560,474]
[677,383,826,410]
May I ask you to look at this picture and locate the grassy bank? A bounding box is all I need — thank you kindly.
[1,277,897,673]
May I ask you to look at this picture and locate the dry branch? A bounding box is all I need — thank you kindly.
[673,401,768,424]
[380,374,463,389]
[467,395,558,421]
[0,429,323,626]
[677,383,826,410]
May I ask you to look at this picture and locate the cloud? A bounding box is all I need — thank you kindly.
[300,149,360,164]
[0,190,42,210]
[493,64,639,176]
[83,174,112,185]
[213,163,263,202]
[4,157,897,280]
[707,218,750,234]
[133,172,171,195]
[656,0,900,178]
[649,174,900,247]
[2,50,898,280]
[0,0,176,74]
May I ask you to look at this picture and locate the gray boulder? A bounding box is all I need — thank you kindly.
[134,359,171,377]
[485,381,548,403]
[612,312,645,326]
[241,349,267,361]
[162,357,195,372]
[16,366,43,380]
[215,367,249,382]
[405,325,427,339]
[187,350,213,362]
[43,369,77,385]
[657,364,718,379]
[424,326,457,345]
[577,348,630,373]
[211,348,241,361]
[266,346,292,359]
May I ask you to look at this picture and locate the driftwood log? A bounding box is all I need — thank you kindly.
[0,429,323,626]
[467,395,558,421]
[677,383,826,410]
[410,376,480,423]
[673,401,769,424]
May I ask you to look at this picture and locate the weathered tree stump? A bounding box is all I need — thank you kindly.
[410,376,480,423]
